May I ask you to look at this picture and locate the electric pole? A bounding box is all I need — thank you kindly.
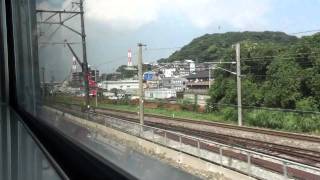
[36,0,90,109]
[138,43,146,125]
[209,66,212,89]
[236,43,242,126]
[79,0,90,108]
[210,43,241,126]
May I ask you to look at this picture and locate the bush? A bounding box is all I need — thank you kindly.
[245,109,320,133]
[296,115,320,133]
[296,98,318,111]
[246,110,284,129]
[221,107,237,122]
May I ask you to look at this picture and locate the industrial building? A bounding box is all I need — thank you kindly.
[144,88,176,100]
[100,80,139,91]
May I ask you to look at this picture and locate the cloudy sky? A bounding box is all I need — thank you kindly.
[37,0,320,81]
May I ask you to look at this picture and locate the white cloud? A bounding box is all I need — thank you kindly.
[85,0,164,30]
[84,0,272,30]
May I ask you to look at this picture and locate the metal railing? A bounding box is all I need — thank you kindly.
[53,106,320,179]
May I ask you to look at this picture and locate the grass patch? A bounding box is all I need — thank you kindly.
[47,96,230,123]
[46,96,320,134]
[98,103,229,123]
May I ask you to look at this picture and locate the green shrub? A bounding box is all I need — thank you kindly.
[246,110,284,129]
[296,98,318,111]
[221,107,237,122]
[296,115,320,133]
[245,109,320,133]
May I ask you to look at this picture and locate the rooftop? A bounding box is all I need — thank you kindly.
[185,71,210,79]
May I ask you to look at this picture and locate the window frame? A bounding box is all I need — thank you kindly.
[1,0,138,179]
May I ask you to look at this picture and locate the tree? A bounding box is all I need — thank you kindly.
[204,31,320,112]
[116,65,137,79]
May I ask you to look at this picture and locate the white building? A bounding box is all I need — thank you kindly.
[188,60,196,72]
[145,88,176,100]
[157,60,196,78]
[163,68,176,78]
[161,77,187,92]
[101,80,139,91]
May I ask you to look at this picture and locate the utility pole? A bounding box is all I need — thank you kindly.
[36,0,90,109]
[209,66,211,89]
[95,85,98,107]
[236,43,242,126]
[79,0,90,108]
[138,43,146,125]
[210,43,241,126]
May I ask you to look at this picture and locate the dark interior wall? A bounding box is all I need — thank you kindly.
[0,0,5,102]
[10,0,40,114]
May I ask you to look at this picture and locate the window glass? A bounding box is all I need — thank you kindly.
[10,0,320,179]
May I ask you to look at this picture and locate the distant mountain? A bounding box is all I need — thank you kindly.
[158,31,298,63]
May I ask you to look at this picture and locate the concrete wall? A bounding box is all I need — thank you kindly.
[46,107,254,180]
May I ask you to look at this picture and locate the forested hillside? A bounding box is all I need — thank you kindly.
[160,31,320,133]
[158,31,298,63]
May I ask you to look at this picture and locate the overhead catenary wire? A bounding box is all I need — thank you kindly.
[242,61,318,71]
[151,51,320,65]
[145,46,183,51]
[208,103,320,115]
[39,42,82,45]
[291,29,320,35]
[37,1,81,40]
[275,41,320,48]
[240,52,320,61]
[240,41,320,51]
[95,52,138,67]
[242,75,316,79]
[94,46,183,67]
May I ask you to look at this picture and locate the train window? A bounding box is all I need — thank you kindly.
[4,0,320,179]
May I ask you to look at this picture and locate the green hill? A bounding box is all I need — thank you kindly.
[159,31,298,63]
[159,31,320,133]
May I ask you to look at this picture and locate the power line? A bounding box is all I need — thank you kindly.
[95,59,124,67]
[41,25,62,40]
[145,46,182,51]
[241,41,320,51]
[63,3,80,22]
[94,46,180,67]
[208,103,320,115]
[279,41,320,47]
[242,74,314,79]
[241,52,320,61]
[291,29,320,35]
[154,52,320,65]
[242,61,317,70]
[39,41,81,45]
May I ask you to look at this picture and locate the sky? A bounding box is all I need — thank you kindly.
[37,0,320,81]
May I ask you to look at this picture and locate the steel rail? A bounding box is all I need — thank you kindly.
[47,104,320,179]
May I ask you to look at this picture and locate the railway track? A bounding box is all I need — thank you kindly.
[48,104,320,179]
[152,122,320,165]
[53,103,320,166]
[93,108,320,167]
[94,106,320,144]
[54,102,320,144]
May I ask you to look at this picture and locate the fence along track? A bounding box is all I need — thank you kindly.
[48,103,320,179]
